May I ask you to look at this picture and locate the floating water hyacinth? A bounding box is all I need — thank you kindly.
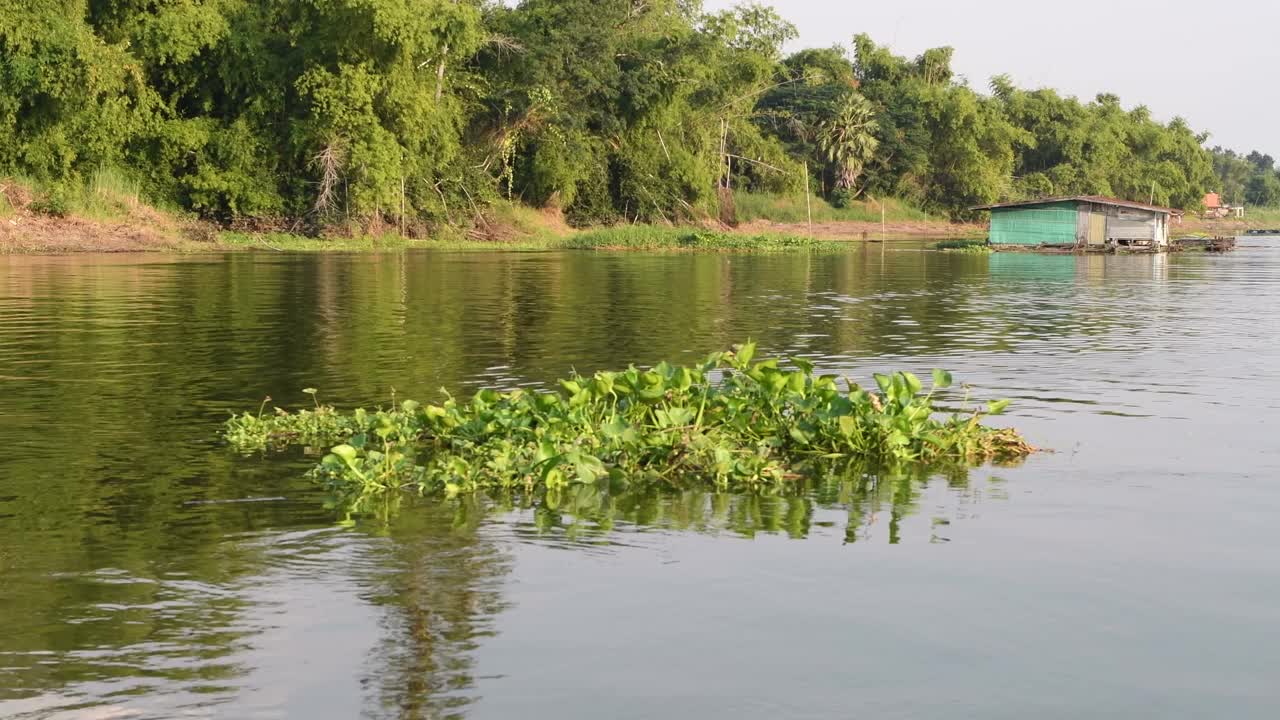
[224,344,1033,501]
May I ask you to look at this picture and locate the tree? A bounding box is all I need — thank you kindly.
[1246,172,1280,207]
[0,1,157,181]
[0,2,1232,226]
[1247,150,1275,172]
[818,93,879,193]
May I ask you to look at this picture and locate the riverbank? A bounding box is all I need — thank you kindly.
[2,214,978,255]
[1,176,214,253]
[1179,210,1280,235]
[1,181,976,254]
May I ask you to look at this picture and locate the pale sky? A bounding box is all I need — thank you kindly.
[706,0,1280,156]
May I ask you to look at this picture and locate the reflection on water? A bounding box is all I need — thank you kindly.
[2,242,1280,718]
[497,463,1007,546]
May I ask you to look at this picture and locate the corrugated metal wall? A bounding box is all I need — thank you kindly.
[1107,209,1157,242]
[989,202,1079,245]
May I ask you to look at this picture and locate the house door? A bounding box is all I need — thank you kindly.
[1088,213,1106,245]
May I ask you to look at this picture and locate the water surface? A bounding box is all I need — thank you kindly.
[1,242,1278,718]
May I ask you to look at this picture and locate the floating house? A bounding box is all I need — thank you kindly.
[974,196,1176,251]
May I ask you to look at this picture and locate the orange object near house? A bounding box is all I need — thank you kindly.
[1201,192,1239,218]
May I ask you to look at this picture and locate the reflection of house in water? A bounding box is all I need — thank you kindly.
[984,251,1167,347]
[986,251,1079,282]
[988,249,1169,286]
[975,196,1179,251]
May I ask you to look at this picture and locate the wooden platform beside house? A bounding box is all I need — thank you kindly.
[1171,236,1236,252]
[972,196,1184,253]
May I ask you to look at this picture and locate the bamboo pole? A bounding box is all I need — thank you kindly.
[804,162,812,233]
[719,119,728,189]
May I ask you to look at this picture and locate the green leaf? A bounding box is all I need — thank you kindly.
[787,371,806,394]
[769,372,789,392]
[874,373,892,394]
[736,341,756,366]
[838,415,857,437]
[902,372,923,396]
[594,372,615,395]
[665,407,695,427]
[535,440,558,464]
[987,399,1011,415]
[572,454,605,483]
[639,386,666,403]
[331,444,358,463]
[675,367,693,391]
[601,418,626,439]
[931,369,953,389]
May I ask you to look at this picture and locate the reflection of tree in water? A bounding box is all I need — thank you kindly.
[0,452,323,707]
[339,462,1012,718]
[358,498,511,720]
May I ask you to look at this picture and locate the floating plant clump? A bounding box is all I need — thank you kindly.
[224,344,1033,501]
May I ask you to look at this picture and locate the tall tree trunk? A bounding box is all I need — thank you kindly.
[435,45,449,102]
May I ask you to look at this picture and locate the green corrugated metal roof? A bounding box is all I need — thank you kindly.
[989,201,1077,246]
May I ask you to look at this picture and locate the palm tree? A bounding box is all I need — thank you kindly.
[818,93,880,195]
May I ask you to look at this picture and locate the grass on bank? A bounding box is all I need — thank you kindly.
[3,167,152,221]
[76,167,146,220]
[1182,205,1280,232]
[1237,207,1280,226]
[732,191,939,224]
[222,225,844,253]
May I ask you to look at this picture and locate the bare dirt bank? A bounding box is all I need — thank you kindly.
[0,183,212,253]
[0,215,211,253]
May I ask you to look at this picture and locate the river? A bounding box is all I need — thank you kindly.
[1,241,1278,719]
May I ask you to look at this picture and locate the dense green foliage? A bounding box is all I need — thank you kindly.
[1211,148,1280,207]
[987,80,1217,210]
[224,344,1033,507]
[1,0,1228,228]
